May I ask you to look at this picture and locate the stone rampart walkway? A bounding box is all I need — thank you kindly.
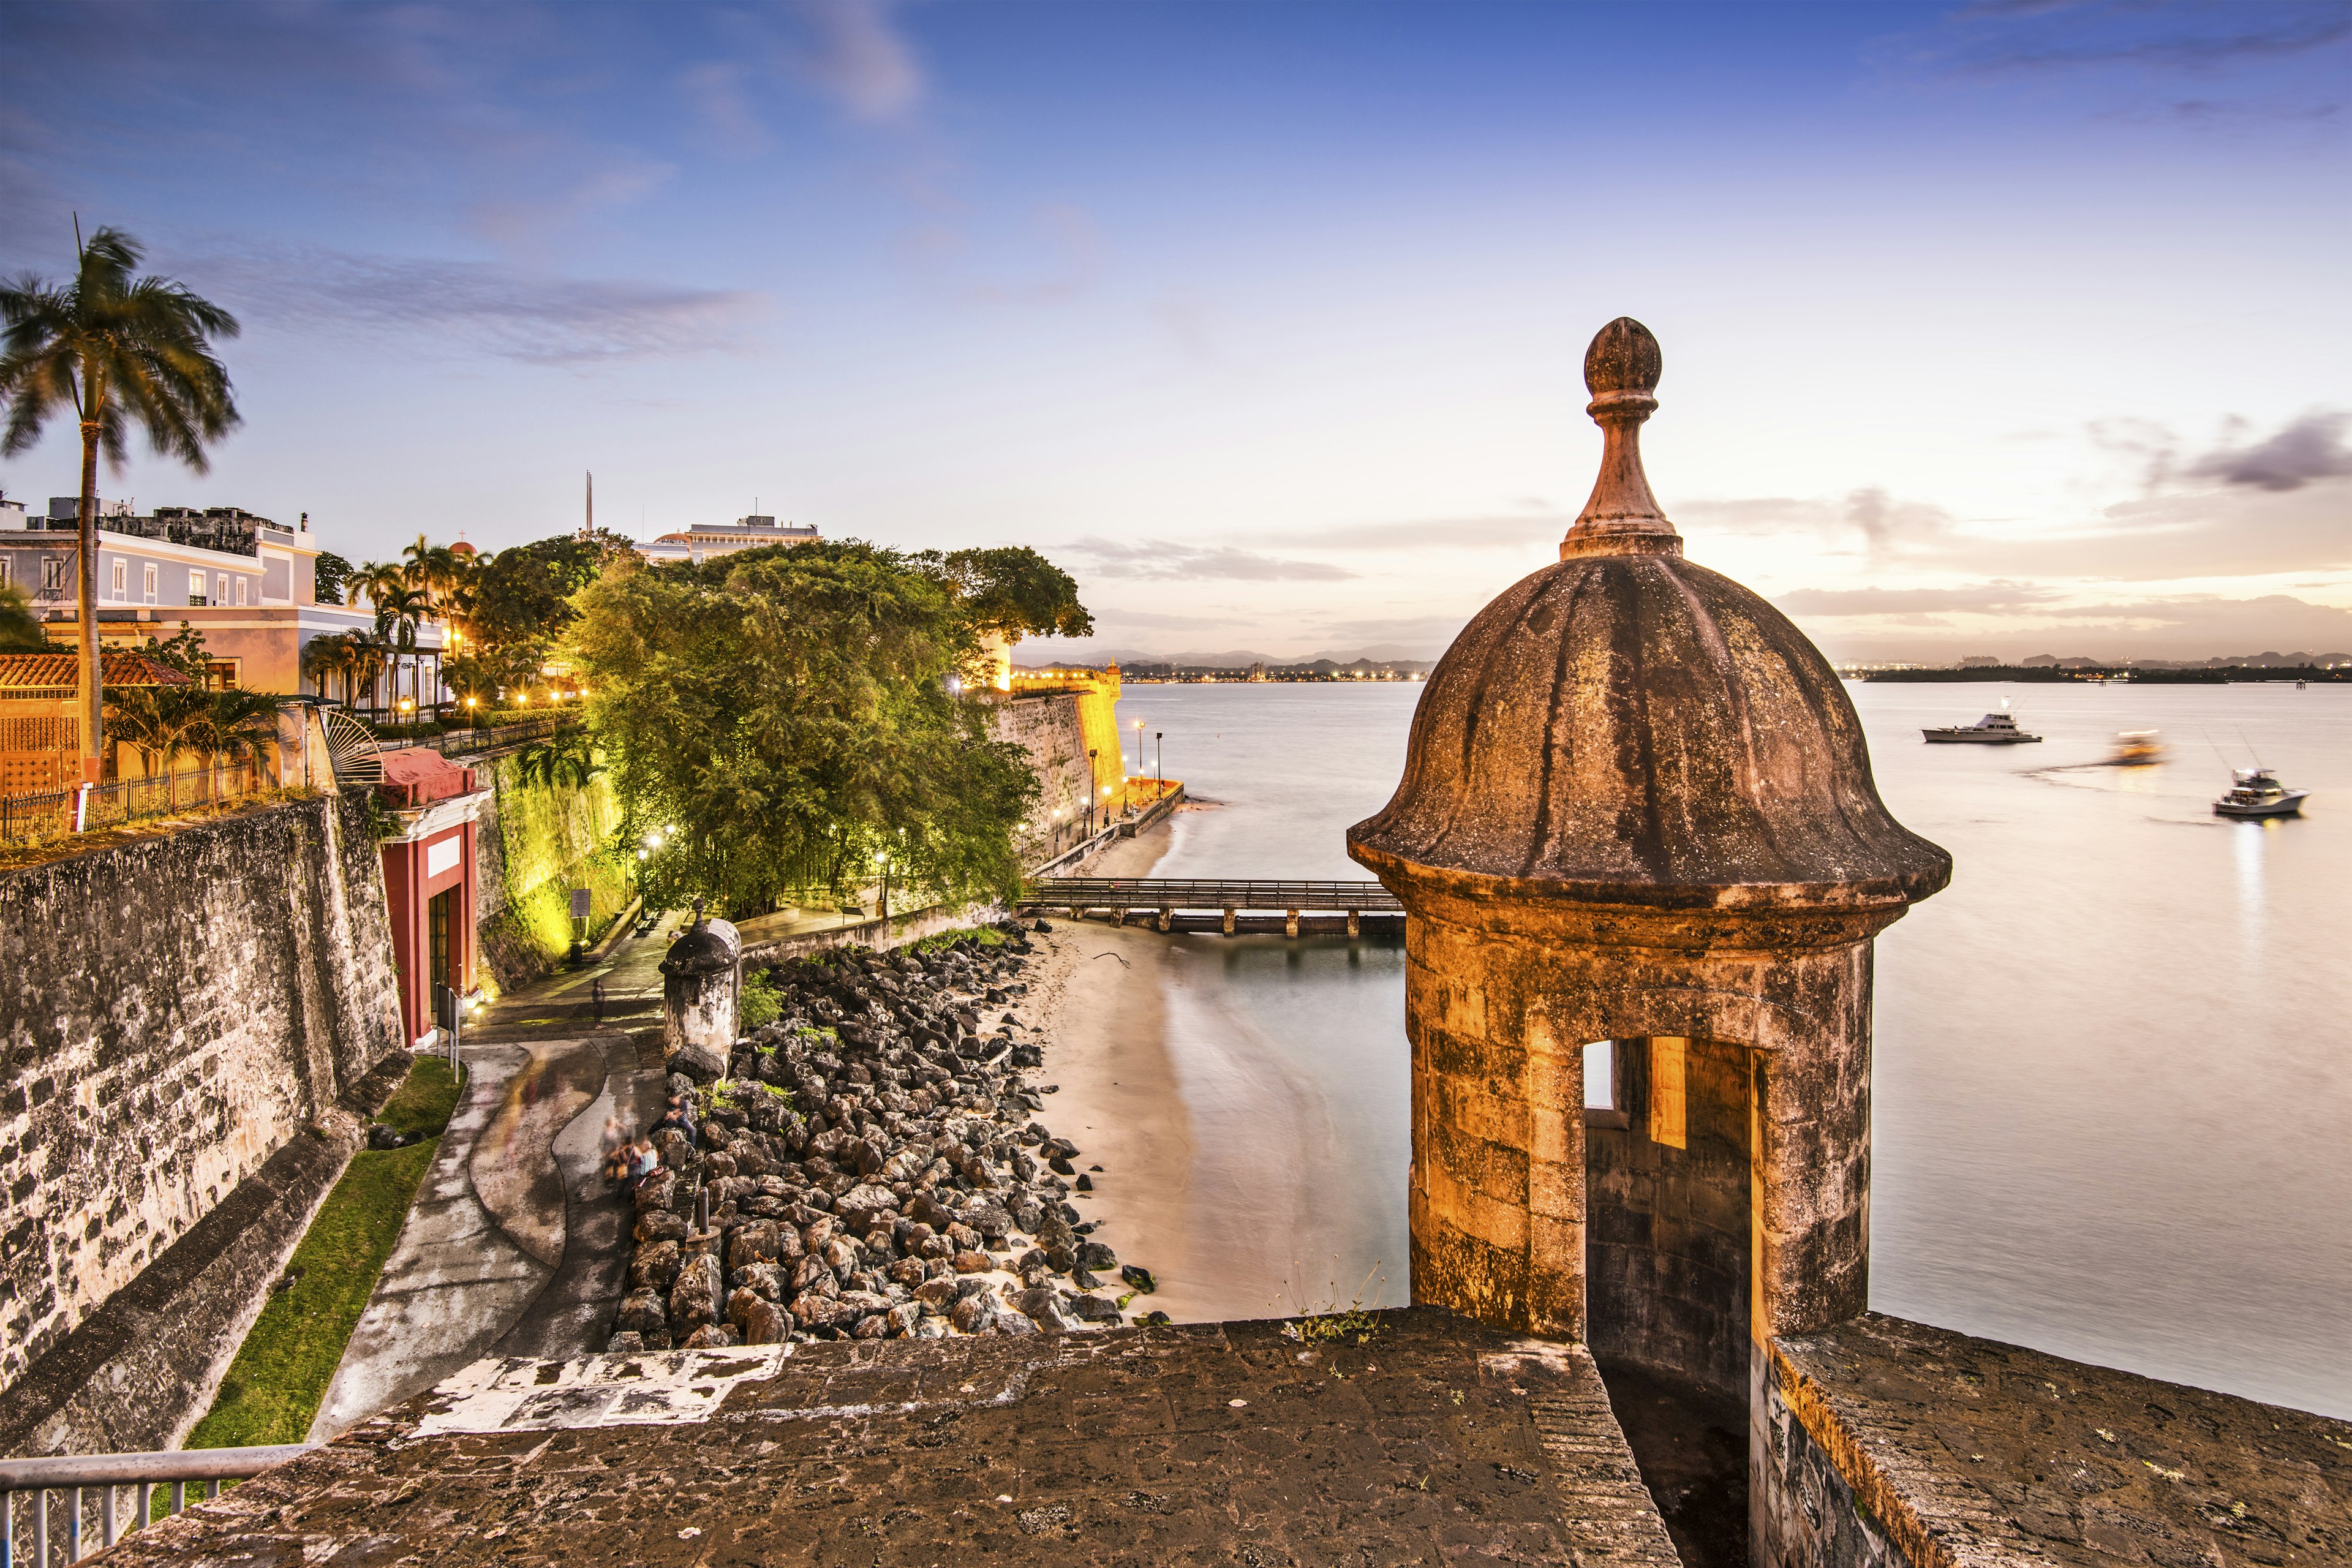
[307,925,672,1439]
[126,1310,1680,1567]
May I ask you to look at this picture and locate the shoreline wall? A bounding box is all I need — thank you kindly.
[0,793,406,1432]
[1757,1313,2352,1568]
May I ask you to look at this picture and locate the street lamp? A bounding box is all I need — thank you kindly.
[1155,731,1163,789]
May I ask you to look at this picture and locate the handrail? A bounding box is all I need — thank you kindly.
[1028,877,1403,910]
[0,1445,309,1567]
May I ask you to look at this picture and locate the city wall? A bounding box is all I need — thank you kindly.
[994,674,1124,862]
[471,752,627,993]
[0,794,407,1452]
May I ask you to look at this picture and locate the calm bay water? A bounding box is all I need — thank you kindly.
[1110,678,2352,1418]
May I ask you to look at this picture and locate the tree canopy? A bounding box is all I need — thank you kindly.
[937,545,1094,642]
[569,540,1044,917]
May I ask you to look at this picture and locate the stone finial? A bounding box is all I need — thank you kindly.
[1561,316,1679,560]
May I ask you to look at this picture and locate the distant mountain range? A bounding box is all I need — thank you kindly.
[2005,650,2352,669]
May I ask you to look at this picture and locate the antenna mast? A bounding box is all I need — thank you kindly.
[583,470,594,540]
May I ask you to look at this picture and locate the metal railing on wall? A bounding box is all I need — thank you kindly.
[0,761,264,849]
[374,715,575,758]
[0,1445,309,1566]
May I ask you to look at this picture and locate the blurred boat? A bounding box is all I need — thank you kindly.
[2109,730,2164,765]
[2213,768,2308,819]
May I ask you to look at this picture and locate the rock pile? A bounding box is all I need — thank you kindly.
[608,920,1155,1350]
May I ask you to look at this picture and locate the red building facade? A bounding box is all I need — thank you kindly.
[377,748,486,1045]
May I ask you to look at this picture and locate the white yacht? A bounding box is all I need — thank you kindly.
[2213,768,2308,819]
[1923,708,2042,744]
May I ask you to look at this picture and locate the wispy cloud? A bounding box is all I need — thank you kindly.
[1676,489,1956,554]
[1920,0,2352,74]
[791,0,925,124]
[2188,410,2352,491]
[188,246,767,366]
[1269,514,1564,552]
[1067,538,1357,582]
[1774,582,2060,616]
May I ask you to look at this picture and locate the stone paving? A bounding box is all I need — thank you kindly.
[118,1309,1681,1566]
[306,924,673,1439]
[1769,1313,2352,1568]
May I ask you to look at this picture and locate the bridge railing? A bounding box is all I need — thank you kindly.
[1026,878,1403,911]
[0,1445,310,1566]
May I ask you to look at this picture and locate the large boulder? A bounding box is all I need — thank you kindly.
[669,1252,723,1333]
[616,1289,668,1335]
[666,1041,727,1084]
[628,1240,683,1292]
[788,1291,847,1330]
[727,1221,784,1271]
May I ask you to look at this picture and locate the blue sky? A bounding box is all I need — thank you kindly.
[4,1,2347,662]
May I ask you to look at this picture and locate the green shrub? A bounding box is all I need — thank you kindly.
[741,970,784,1028]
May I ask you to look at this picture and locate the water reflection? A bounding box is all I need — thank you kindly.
[2234,820,2267,951]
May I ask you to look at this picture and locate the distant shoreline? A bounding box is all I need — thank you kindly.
[1854,665,2345,684]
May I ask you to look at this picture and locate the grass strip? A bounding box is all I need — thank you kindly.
[185,1056,463,1449]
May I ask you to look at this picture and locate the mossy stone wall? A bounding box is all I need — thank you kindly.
[472,755,629,994]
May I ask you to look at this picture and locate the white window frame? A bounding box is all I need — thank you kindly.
[189,568,205,605]
[216,573,228,604]
[143,562,157,603]
[235,576,248,606]
[43,557,67,592]
[110,557,127,600]
[0,556,10,589]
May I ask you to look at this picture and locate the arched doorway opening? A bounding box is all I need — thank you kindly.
[1585,1035,1754,1568]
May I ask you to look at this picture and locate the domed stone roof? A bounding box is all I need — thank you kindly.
[660,911,742,977]
[1347,318,1950,914]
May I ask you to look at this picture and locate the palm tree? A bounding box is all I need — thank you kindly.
[195,688,282,801]
[301,633,352,704]
[371,582,432,721]
[108,681,213,810]
[344,562,409,714]
[0,227,240,785]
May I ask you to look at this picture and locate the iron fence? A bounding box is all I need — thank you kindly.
[375,715,575,758]
[0,1445,310,1566]
[0,762,265,848]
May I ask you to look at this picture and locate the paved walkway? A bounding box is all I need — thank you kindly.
[306,917,678,1440]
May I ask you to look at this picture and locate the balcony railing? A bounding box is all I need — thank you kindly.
[0,1445,310,1566]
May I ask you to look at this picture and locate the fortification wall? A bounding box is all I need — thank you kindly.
[1759,1313,2351,1568]
[473,753,627,993]
[0,794,406,1409]
[987,689,1102,861]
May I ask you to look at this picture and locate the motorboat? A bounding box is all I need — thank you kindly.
[1923,709,2042,744]
[2108,730,2164,765]
[2213,769,2308,819]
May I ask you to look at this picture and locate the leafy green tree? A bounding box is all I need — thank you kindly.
[0,581,45,650]
[0,225,240,782]
[569,540,1040,917]
[469,529,635,670]
[311,551,354,606]
[940,546,1095,642]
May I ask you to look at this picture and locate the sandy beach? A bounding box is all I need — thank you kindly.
[1011,811,1400,1325]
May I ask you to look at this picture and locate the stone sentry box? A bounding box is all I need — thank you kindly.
[1348,318,1951,1559]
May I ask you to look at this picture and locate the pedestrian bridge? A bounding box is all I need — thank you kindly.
[1021,877,1404,936]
